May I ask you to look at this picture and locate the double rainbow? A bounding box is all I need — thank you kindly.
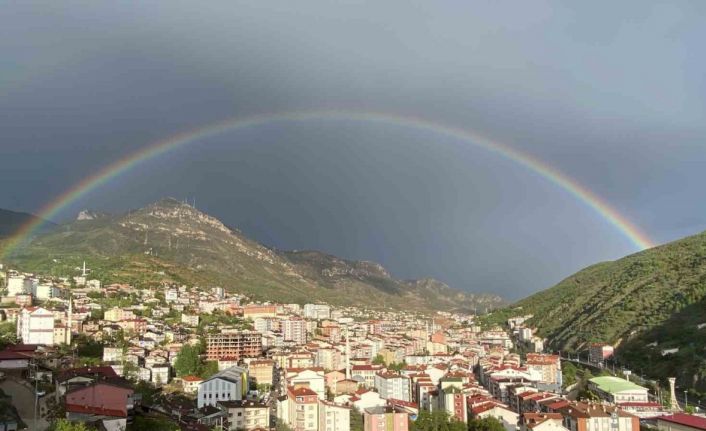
[0,109,656,259]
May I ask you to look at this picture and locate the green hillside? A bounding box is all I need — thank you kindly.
[484,230,706,390]
[2,198,503,313]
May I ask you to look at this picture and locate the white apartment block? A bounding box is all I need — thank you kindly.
[319,401,351,431]
[283,318,308,345]
[304,304,331,320]
[17,307,55,345]
[374,373,411,402]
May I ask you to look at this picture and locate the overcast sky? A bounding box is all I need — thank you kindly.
[1,1,705,299]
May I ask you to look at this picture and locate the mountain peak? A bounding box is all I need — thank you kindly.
[7,199,505,312]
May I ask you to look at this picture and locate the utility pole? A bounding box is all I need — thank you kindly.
[32,358,39,429]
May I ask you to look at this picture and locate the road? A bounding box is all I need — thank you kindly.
[0,376,50,431]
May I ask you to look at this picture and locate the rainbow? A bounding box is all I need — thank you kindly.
[0,109,656,258]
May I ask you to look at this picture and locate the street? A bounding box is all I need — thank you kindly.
[0,376,49,431]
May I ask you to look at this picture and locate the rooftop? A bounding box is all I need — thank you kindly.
[658,414,706,431]
[589,376,646,393]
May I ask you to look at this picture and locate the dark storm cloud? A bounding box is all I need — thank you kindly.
[1,1,705,299]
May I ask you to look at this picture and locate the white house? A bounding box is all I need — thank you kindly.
[198,366,248,408]
[287,368,326,400]
[17,307,55,345]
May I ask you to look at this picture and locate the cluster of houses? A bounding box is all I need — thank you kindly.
[0,266,703,431]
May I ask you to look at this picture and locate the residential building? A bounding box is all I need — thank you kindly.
[287,368,326,400]
[182,375,203,394]
[249,359,275,387]
[17,306,54,345]
[218,400,270,431]
[243,305,277,319]
[657,414,706,431]
[283,318,308,345]
[319,400,350,431]
[471,404,519,431]
[206,332,263,360]
[363,406,408,431]
[374,373,411,402]
[438,384,467,423]
[288,386,319,431]
[65,382,135,429]
[304,304,331,320]
[352,364,385,388]
[526,354,562,391]
[556,402,639,431]
[588,344,614,363]
[521,413,568,431]
[6,276,31,297]
[181,314,199,326]
[104,307,135,322]
[197,366,248,408]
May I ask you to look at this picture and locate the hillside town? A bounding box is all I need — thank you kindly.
[0,264,703,431]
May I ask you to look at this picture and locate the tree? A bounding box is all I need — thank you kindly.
[467,417,506,431]
[174,344,202,377]
[50,419,90,431]
[276,419,295,431]
[199,360,219,379]
[0,322,17,350]
[411,410,466,431]
[350,407,364,431]
[372,354,386,366]
[562,362,578,388]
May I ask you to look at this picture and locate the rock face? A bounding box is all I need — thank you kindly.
[76,210,108,221]
[13,197,505,312]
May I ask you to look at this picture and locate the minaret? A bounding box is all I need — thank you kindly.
[668,378,680,411]
[345,324,351,380]
[82,261,87,277]
[66,295,73,345]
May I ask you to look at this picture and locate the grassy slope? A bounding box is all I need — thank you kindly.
[482,230,706,389]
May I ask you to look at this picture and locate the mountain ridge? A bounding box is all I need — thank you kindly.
[0,208,56,238]
[3,198,504,312]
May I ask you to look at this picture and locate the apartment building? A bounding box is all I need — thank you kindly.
[374,372,411,402]
[283,318,308,345]
[288,387,319,431]
[207,331,263,360]
[17,306,54,345]
[249,359,275,386]
[363,406,408,431]
[218,400,270,431]
[556,402,639,431]
[319,400,351,431]
[304,304,331,320]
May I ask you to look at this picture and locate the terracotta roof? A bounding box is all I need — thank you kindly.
[658,414,706,431]
[288,386,318,397]
[182,375,204,382]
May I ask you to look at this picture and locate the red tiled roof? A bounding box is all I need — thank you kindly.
[65,403,126,418]
[288,386,318,397]
[658,414,706,430]
[182,375,204,382]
